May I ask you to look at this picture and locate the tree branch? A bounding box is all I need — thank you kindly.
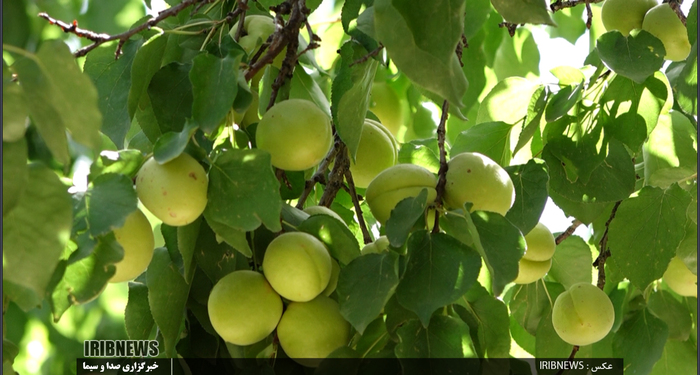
[550,0,604,12]
[555,220,583,245]
[593,201,622,290]
[432,100,450,234]
[295,143,338,209]
[349,43,384,67]
[319,136,350,207]
[664,0,687,25]
[39,0,206,58]
[234,0,249,41]
[342,176,373,245]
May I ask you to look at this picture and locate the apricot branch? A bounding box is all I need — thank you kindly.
[432,100,450,234]
[39,0,206,58]
[319,137,350,207]
[296,145,338,209]
[550,0,604,12]
[594,201,622,290]
[555,220,582,245]
[342,174,373,245]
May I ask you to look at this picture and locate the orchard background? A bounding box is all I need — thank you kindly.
[2,0,697,374]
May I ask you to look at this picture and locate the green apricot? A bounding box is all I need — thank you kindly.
[276,295,351,367]
[663,256,697,297]
[350,119,398,189]
[368,82,404,137]
[262,232,332,302]
[552,283,615,346]
[207,270,283,346]
[365,164,437,225]
[136,153,208,227]
[303,205,346,225]
[642,4,692,61]
[522,222,556,262]
[322,258,340,296]
[602,0,658,36]
[110,208,155,283]
[256,99,332,171]
[513,258,552,285]
[444,152,515,216]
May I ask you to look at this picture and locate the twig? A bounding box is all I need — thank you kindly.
[39,0,204,58]
[275,168,292,190]
[234,0,249,41]
[296,144,338,209]
[319,136,349,207]
[585,1,593,29]
[342,176,373,245]
[432,100,450,234]
[664,0,687,25]
[593,201,622,290]
[498,22,519,37]
[550,0,603,12]
[555,220,582,245]
[349,43,384,67]
[554,346,580,375]
[455,34,466,67]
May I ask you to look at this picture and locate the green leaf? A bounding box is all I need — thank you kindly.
[128,32,168,118]
[470,211,526,296]
[490,0,555,26]
[647,290,692,341]
[2,62,28,142]
[12,41,103,163]
[84,41,141,148]
[504,159,549,235]
[290,65,331,118]
[193,222,243,284]
[354,316,391,358]
[397,139,441,174]
[395,315,476,359]
[514,86,547,155]
[450,121,512,167]
[206,149,282,232]
[509,316,535,356]
[153,121,199,164]
[535,310,573,358]
[477,77,541,125]
[507,281,565,335]
[545,84,583,123]
[3,163,72,296]
[596,30,665,84]
[548,189,611,224]
[147,247,190,357]
[125,282,155,340]
[148,62,193,134]
[454,289,511,358]
[86,173,138,237]
[464,0,492,40]
[608,184,691,290]
[337,252,400,334]
[675,42,697,117]
[548,235,592,289]
[396,231,481,326]
[2,0,30,48]
[386,189,429,248]
[2,139,28,217]
[547,7,586,44]
[89,149,145,179]
[602,72,670,138]
[493,28,541,81]
[374,0,468,106]
[331,42,379,161]
[649,339,698,375]
[612,308,669,375]
[177,219,200,283]
[299,215,361,266]
[203,212,252,257]
[190,51,242,134]
[51,234,123,321]
[543,139,635,203]
[642,111,697,188]
[676,221,697,275]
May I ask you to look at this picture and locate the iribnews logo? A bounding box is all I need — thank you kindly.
[83,340,159,358]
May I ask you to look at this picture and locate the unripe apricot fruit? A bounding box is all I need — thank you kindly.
[256,99,332,171]
[642,4,692,61]
[663,256,697,297]
[365,164,438,225]
[303,205,346,225]
[230,15,285,68]
[552,283,615,346]
[513,258,552,285]
[110,208,155,283]
[369,82,404,137]
[350,119,398,189]
[136,153,208,227]
[522,222,556,261]
[322,258,340,296]
[444,152,515,216]
[262,232,332,302]
[601,0,658,36]
[276,295,351,367]
[207,270,283,346]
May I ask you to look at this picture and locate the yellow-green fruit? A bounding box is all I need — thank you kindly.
[262,232,332,302]
[444,152,515,215]
[513,258,552,284]
[365,164,437,224]
[552,283,615,346]
[256,99,332,171]
[522,222,556,262]
[350,119,398,188]
[207,271,283,345]
[642,4,692,61]
[361,235,391,255]
[663,256,697,297]
[136,153,208,226]
[369,82,403,137]
[601,0,658,36]
[110,208,155,283]
[303,206,345,225]
[322,259,340,296]
[231,16,285,68]
[277,295,351,367]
